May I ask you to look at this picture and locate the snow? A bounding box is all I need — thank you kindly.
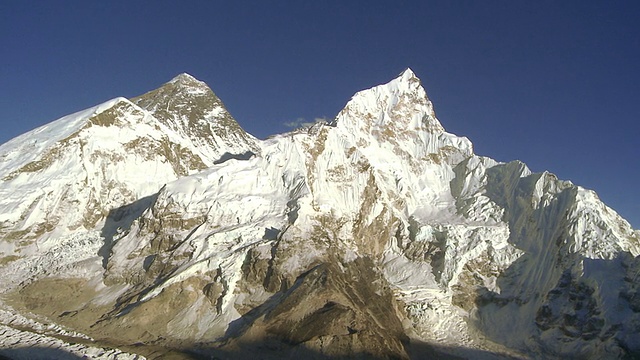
[0,322,144,360]
[0,229,144,359]
[0,97,123,175]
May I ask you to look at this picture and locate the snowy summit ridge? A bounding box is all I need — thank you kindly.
[170,72,201,83]
[0,70,638,359]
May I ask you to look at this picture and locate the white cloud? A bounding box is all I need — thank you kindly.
[283,117,330,129]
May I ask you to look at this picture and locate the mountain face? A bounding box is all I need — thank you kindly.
[1,70,639,359]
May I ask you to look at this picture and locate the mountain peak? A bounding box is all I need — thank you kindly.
[334,66,443,140]
[131,73,258,164]
[389,67,422,93]
[169,72,202,85]
[399,67,417,80]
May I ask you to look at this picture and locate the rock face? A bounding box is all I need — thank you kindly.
[0,69,639,359]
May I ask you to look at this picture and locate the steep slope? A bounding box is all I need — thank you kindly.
[1,69,639,359]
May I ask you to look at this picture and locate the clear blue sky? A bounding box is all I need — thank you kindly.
[1,1,639,229]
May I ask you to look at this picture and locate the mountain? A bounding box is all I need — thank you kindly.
[0,69,638,359]
[0,74,257,261]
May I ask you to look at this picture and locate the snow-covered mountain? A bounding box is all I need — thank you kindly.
[0,74,257,261]
[0,69,638,359]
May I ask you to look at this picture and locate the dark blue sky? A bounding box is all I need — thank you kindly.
[1,1,639,228]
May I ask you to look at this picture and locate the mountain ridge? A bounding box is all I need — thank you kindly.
[0,70,638,359]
